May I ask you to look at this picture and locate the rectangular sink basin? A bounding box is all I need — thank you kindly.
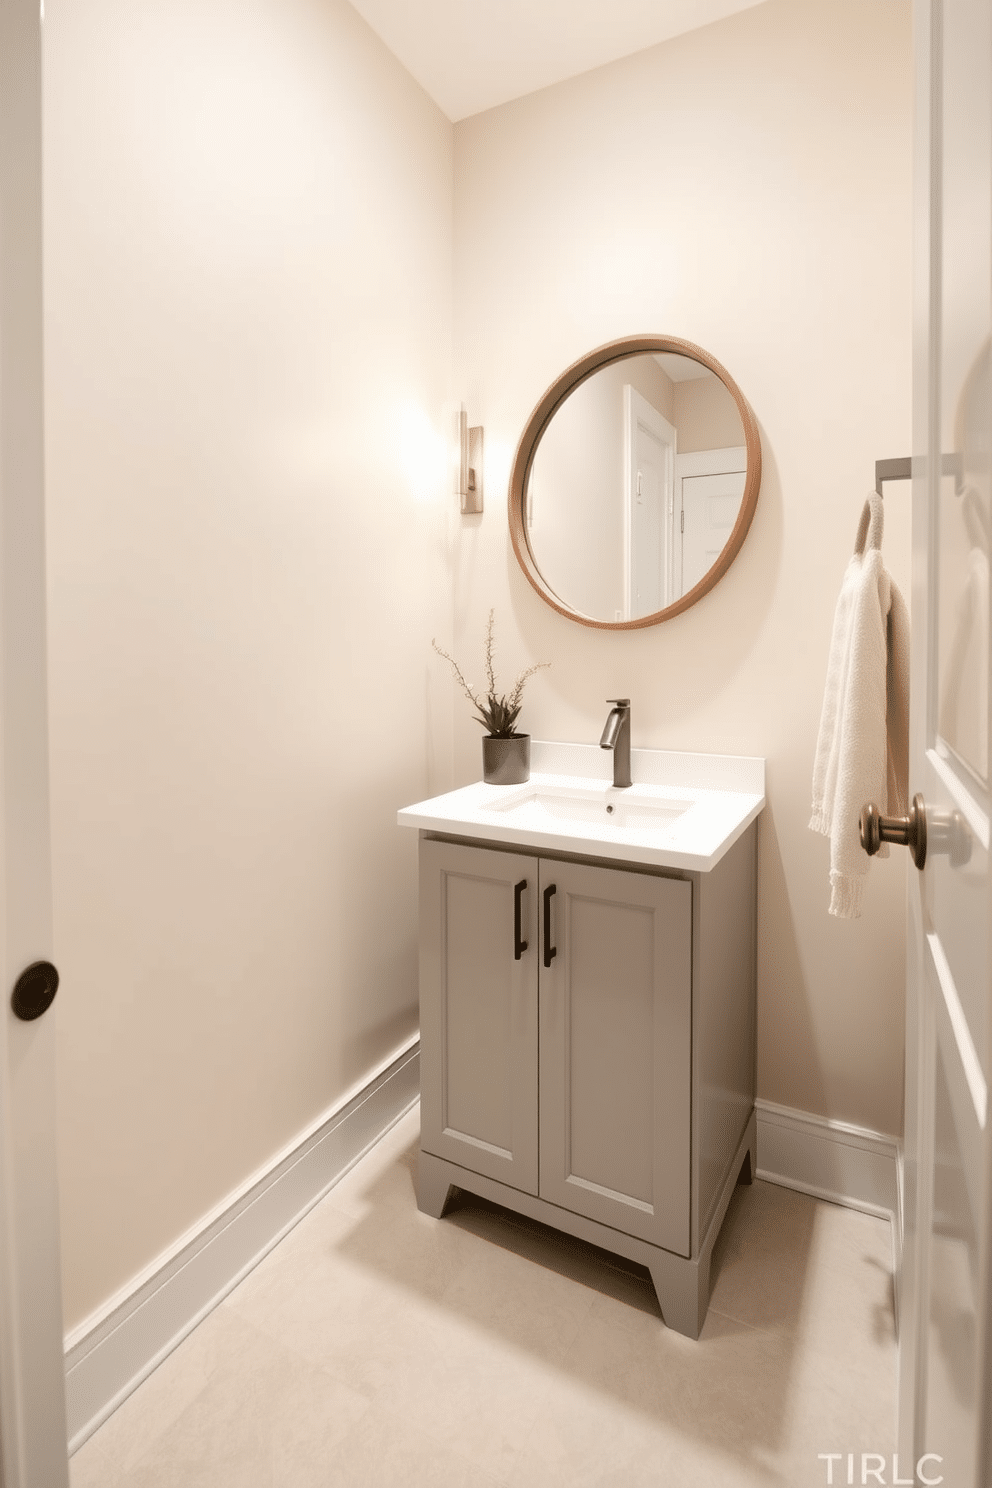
[398,743,765,872]
[491,784,689,832]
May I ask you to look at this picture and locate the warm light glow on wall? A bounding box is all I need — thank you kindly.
[398,403,445,503]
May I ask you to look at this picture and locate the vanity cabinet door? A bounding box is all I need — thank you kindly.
[538,861,692,1255]
[419,839,539,1195]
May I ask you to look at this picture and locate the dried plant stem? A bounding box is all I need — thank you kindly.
[431,614,550,738]
[431,639,483,711]
[508,661,551,710]
[484,609,496,699]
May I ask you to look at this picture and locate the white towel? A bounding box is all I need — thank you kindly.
[810,495,910,918]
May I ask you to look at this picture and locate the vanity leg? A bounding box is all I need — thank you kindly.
[647,1252,710,1341]
[416,1149,453,1219]
[650,1114,756,1336]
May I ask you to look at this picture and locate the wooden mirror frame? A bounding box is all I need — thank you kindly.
[508,334,761,629]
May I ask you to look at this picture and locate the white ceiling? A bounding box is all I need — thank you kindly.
[348,0,769,122]
[655,352,712,382]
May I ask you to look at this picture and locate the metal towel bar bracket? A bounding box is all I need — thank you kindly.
[875,454,963,496]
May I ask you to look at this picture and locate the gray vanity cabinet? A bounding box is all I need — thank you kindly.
[416,828,757,1339]
[537,858,691,1256]
[419,839,692,1249]
[418,840,540,1194]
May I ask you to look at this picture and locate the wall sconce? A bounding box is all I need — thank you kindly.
[456,406,483,514]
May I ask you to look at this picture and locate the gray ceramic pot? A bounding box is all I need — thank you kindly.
[482,733,530,785]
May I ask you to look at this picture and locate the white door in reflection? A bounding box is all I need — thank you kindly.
[675,450,746,599]
[625,386,675,619]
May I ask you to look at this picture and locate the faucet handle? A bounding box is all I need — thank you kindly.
[606,698,630,708]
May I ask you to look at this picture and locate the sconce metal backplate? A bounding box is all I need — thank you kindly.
[461,425,484,514]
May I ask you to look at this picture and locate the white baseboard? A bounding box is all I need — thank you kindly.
[64,1039,421,1454]
[756,1098,900,1222]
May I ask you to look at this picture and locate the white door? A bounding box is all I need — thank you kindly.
[897,1,992,1481]
[674,447,746,600]
[624,386,675,618]
[0,0,71,1482]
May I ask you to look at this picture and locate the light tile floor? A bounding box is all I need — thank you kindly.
[70,1107,897,1487]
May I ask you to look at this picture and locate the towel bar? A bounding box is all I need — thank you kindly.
[875,454,963,495]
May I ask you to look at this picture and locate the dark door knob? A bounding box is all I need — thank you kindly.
[860,794,928,871]
[11,960,59,1021]
[860,792,973,871]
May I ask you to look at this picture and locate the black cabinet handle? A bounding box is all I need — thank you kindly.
[543,883,557,968]
[514,879,528,960]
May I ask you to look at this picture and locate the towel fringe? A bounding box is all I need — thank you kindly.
[828,870,865,920]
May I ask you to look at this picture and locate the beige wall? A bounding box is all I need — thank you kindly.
[43,0,453,1330]
[529,366,627,618]
[675,373,744,454]
[452,0,913,1136]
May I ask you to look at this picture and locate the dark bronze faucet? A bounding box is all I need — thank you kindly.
[599,699,632,788]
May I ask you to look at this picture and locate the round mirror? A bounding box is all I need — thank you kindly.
[508,335,761,628]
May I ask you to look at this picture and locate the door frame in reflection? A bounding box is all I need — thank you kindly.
[623,385,675,621]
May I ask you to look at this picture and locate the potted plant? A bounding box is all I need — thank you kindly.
[433,610,550,784]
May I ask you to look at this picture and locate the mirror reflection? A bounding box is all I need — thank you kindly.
[526,353,747,622]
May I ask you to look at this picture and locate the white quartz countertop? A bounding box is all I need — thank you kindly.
[397,742,765,872]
